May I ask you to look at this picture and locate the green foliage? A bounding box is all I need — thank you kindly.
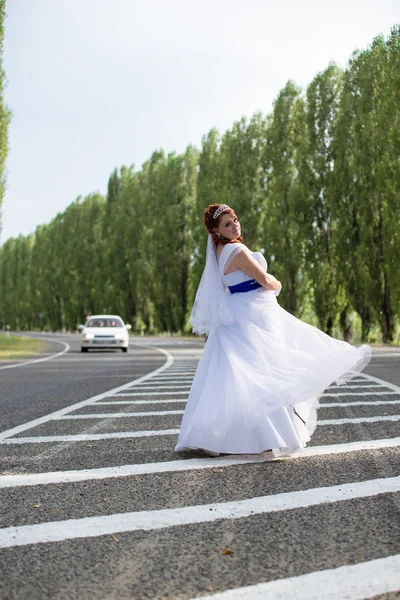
[264,81,307,316]
[0,26,399,341]
[0,0,11,235]
[301,64,343,334]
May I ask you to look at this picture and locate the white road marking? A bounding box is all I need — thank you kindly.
[95,396,397,407]
[94,400,187,405]
[195,554,400,600]
[0,430,181,444]
[319,415,400,425]
[162,368,196,370]
[0,475,398,548]
[151,374,194,377]
[328,384,383,389]
[0,339,70,371]
[2,412,400,445]
[57,401,400,415]
[164,370,197,373]
[361,373,400,393]
[56,410,184,419]
[108,391,189,396]
[323,391,399,397]
[320,400,400,407]
[0,346,174,441]
[144,378,193,383]
[146,372,195,376]
[1,438,399,489]
[125,385,191,390]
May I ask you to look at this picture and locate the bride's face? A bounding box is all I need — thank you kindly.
[215,212,241,240]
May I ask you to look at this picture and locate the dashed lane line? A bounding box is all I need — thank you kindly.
[194,554,400,600]
[0,346,173,441]
[0,339,70,371]
[0,475,398,548]
[1,438,399,489]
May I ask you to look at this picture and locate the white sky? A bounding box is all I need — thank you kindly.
[1,0,399,242]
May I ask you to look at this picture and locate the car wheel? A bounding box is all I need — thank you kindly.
[122,347,128,353]
[81,347,88,353]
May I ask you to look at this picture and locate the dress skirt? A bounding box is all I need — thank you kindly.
[175,288,371,454]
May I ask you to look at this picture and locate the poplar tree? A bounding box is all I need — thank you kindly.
[219,113,269,249]
[264,81,307,316]
[301,64,343,335]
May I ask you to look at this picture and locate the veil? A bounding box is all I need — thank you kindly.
[189,234,235,335]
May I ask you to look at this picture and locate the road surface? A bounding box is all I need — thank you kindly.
[0,334,399,599]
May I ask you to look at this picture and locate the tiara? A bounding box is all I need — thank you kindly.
[213,204,230,219]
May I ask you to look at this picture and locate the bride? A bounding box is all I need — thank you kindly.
[175,203,372,457]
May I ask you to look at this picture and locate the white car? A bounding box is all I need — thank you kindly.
[79,315,132,353]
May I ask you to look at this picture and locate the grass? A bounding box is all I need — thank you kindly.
[0,333,49,360]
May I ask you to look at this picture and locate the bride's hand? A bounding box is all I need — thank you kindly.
[264,274,281,291]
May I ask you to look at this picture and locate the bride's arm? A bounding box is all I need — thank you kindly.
[231,250,281,291]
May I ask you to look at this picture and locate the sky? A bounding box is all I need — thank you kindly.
[1,0,399,243]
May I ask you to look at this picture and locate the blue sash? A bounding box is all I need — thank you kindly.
[228,279,262,294]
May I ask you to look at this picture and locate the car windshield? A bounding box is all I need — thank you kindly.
[86,318,124,328]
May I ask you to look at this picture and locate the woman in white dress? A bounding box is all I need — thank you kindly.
[175,203,372,457]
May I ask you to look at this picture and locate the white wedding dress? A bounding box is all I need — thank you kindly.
[175,242,372,455]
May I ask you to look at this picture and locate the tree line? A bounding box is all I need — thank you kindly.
[1,26,399,343]
[0,0,10,244]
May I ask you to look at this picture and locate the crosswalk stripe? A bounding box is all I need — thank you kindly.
[142,375,194,378]
[319,415,400,425]
[323,391,399,396]
[360,373,400,393]
[0,430,180,444]
[0,347,174,441]
[1,438,399,489]
[94,399,187,405]
[94,397,399,407]
[143,379,192,383]
[0,475,398,548]
[194,554,400,600]
[328,384,383,388]
[2,412,400,444]
[55,402,400,417]
[320,400,400,407]
[56,411,184,419]
[108,391,189,396]
[124,385,191,390]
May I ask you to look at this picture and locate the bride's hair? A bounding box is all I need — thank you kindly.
[203,203,243,246]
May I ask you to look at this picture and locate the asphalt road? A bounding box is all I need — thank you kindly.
[0,333,399,600]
